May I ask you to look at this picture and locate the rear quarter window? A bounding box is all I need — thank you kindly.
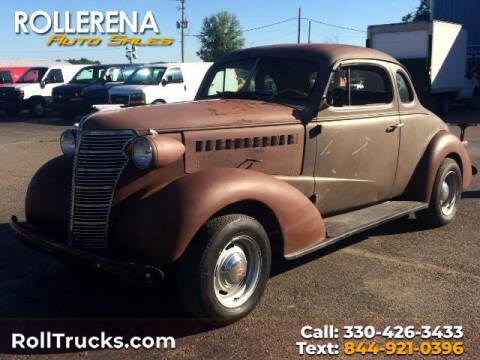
[396,71,414,103]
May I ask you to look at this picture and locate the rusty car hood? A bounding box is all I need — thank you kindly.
[82,99,302,132]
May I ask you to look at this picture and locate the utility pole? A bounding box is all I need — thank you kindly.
[308,21,312,44]
[297,8,301,44]
[176,0,188,62]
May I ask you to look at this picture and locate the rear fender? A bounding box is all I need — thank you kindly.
[405,130,472,203]
[116,168,326,265]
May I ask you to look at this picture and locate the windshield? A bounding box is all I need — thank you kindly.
[125,67,166,85]
[17,68,48,84]
[201,58,319,102]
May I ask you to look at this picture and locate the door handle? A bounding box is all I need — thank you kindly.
[386,122,404,133]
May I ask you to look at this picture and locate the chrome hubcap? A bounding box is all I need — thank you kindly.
[440,171,459,216]
[214,235,262,308]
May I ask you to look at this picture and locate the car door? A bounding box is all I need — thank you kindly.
[42,69,64,101]
[389,67,435,198]
[313,61,401,216]
[162,67,187,102]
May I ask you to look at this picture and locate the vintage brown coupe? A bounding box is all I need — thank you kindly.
[10,44,475,322]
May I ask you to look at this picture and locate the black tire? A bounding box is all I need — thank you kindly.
[29,98,46,117]
[417,158,462,227]
[175,214,271,324]
[469,89,480,110]
[152,100,166,105]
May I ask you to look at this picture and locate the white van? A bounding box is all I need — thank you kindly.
[108,62,213,106]
[0,64,85,116]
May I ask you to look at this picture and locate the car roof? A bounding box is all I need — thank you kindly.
[219,43,399,67]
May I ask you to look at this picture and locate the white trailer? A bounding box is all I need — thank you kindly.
[367,20,480,114]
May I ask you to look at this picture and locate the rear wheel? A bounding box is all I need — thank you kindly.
[418,158,462,227]
[175,214,271,324]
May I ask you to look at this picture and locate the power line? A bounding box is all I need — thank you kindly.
[244,18,298,33]
[303,17,366,33]
[185,17,298,37]
[185,15,365,39]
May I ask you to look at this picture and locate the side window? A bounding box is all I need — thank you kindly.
[165,67,184,83]
[122,67,136,80]
[0,71,12,84]
[327,65,393,107]
[105,67,122,82]
[396,71,414,103]
[45,69,64,83]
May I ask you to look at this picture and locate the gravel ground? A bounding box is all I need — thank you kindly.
[0,108,478,359]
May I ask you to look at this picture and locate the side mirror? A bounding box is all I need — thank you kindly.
[161,78,167,87]
[40,81,46,89]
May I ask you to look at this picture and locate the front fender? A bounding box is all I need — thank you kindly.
[115,168,326,265]
[405,130,472,203]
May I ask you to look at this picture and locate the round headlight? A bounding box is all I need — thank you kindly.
[132,137,153,170]
[60,130,76,157]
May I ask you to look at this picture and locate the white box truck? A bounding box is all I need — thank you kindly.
[367,20,480,114]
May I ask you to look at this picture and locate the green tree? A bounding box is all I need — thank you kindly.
[197,11,245,62]
[402,0,431,23]
[68,58,101,65]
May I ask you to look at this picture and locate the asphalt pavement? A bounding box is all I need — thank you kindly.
[0,108,478,359]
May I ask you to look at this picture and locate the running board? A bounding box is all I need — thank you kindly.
[285,201,428,260]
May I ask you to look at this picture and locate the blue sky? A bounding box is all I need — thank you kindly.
[1,0,420,63]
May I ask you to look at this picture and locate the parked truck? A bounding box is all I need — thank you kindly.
[367,20,480,114]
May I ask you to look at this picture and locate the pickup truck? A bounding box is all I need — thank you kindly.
[0,65,85,117]
[51,64,140,118]
[11,44,475,323]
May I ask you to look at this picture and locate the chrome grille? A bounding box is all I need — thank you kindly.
[70,130,135,249]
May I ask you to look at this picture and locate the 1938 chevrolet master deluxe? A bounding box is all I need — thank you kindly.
[10,44,475,323]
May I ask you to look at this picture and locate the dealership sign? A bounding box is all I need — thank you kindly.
[14,11,174,47]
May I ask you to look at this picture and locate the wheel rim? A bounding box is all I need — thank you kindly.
[440,171,460,216]
[213,234,262,309]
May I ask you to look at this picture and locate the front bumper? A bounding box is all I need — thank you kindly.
[9,216,164,283]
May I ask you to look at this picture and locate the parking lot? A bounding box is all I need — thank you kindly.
[0,109,479,359]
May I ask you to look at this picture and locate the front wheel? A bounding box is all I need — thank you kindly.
[29,98,46,117]
[417,158,462,227]
[175,214,271,324]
